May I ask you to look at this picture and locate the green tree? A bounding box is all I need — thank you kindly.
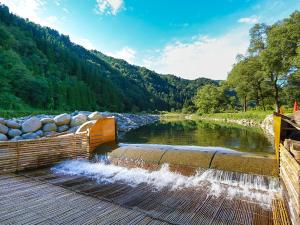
[260,11,300,112]
[193,85,224,114]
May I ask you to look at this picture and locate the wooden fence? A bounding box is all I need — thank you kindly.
[280,144,300,225]
[0,132,89,174]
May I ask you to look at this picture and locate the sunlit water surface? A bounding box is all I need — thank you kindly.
[120,119,273,154]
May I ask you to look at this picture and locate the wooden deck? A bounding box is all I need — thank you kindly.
[0,168,291,225]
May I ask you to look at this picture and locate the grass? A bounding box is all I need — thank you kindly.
[0,110,67,119]
[196,111,274,124]
[160,112,190,120]
[162,109,294,125]
[198,108,293,124]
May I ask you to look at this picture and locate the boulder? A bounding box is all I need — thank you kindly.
[88,111,103,121]
[0,124,8,134]
[44,131,57,137]
[11,136,23,141]
[54,113,71,126]
[0,133,8,141]
[22,117,42,133]
[8,129,22,138]
[43,123,57,132]
[70,114,87,127]
[41,117,54,124]
[261,115,274,137]
[57,125,69,133]
[68,126,79,133]
[6,120,21,129]
[34,130,44,137]
[22,132,38,140]
[0,118,6,125]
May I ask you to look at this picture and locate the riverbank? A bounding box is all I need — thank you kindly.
[162,111,275,138]
[0,111,159,141]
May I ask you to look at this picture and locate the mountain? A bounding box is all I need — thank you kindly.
[0,4,217,112]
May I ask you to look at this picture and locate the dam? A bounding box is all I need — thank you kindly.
[0,116,296,224]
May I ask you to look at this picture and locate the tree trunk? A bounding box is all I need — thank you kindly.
[258,86,266,111]
[274,81,280,113]
[243,96,247,112]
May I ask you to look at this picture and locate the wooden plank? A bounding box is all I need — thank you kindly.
[0,174,165,225]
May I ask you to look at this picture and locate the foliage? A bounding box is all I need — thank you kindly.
[220,11,300,113]
[0,4,216,112]
[0,110,66,119]
[193,82,237,114]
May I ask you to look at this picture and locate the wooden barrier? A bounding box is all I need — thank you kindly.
[89,117,116,152]
[280,144,300,225]
[0,132,89,174]
[274,114,282,161]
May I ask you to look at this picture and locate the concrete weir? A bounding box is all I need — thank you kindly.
[98,143,278,177]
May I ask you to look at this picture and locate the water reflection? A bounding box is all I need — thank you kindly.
[120,120,273,154]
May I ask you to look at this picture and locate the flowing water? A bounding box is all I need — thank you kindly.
[52,159,281,209]
[52,119,280,211]
[121,119,273,154]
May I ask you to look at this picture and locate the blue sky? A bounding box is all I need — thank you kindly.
[2,0,300,80]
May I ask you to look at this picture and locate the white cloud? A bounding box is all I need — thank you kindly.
[72,37,95,50]
[1,0,44,23]
[1,0,60,29]
[142,28,249,80]
[238,16,259,24]
[96,0,123,15]
[106,47,136,64]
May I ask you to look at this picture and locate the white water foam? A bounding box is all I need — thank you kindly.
[51,159,281,208]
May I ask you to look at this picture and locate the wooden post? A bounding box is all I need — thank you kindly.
[273,114,282,162]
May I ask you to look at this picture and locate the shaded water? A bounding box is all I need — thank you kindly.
[121,119,273,154]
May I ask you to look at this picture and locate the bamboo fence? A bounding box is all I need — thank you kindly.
[0,131,89,174]
[280,144,300,224]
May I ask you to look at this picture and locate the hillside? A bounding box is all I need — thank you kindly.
[0,4,217,112]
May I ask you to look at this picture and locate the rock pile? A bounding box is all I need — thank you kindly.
[0,111,159,141]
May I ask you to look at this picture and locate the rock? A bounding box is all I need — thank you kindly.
[88,111,103,121]
[70,114,87,127]
[57,125,69,133]
[54,113,71,126]
[44,131,57,137]
[0,124,8,134]
[68,126,79,133]
[261,115,274,137]
[42,123,57,132]
[22,117,42,133]
[34,130,44,137]
[0,118,6,125]
[22,132,38,140]
[41,117,54,124]
[0,133,8,141]
[6,120,21,129]
[8,129,22,138]
[10,136,23,141]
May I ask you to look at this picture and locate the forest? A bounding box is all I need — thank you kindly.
[0,4,216,113]
[194,11,300,114]
[1,3,300,115]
